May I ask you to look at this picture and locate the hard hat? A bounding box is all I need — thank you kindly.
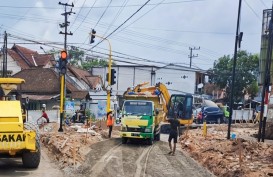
[108,109,113,113]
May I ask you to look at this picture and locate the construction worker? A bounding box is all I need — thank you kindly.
[38,110,49,124]
[166,116,180,156]
[107,110,114,138]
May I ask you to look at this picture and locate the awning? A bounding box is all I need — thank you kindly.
[22,94,60,101]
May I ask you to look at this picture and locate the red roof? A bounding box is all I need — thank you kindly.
[67,65,102,89]
[9,44,55,69]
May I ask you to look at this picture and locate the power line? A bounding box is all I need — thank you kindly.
[69,0,86,31]
[7,33,207,69]
[72,0,97,33]
[0,1,206,9]
[91,0,151,49]
[259,0,268,8]
[243,0,262,21]
[93,0,112,29]
[114,0,166,36]
[101,0,129,39]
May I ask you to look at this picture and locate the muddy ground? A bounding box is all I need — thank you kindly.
[39,121,214,177]
[2,121,271,177]
[62,139,214,177]
[0,146,63,177]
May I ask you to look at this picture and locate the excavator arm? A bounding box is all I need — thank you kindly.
[133,82,170,116]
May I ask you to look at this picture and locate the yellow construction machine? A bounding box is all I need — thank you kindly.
[0,78,40,168]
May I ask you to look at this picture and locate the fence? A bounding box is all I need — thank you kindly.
[232,109,254,122]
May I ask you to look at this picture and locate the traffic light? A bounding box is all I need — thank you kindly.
[110,69,116,85]
[106,69,116,85]
[110,87,113,96]
[59,50,67,75]
[90,29,96,44]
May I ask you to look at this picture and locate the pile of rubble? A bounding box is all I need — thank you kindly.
[40,121,119,171]
[180,124,273,177]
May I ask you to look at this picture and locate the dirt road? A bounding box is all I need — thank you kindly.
[0,133,214,177]
[0,147,63,177]
[66,137,214,177]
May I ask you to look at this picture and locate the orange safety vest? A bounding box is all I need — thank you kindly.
[107,114,114,126]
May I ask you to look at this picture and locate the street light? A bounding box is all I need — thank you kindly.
[89,30,112,113]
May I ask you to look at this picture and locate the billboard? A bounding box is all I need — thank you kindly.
[97,100,107,119]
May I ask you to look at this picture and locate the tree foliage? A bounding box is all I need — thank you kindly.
[68,47,114,70]
[211,50,259,102]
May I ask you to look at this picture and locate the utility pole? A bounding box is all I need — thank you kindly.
[59,2,74,50]
[227,0,242,140]
[58,2,75,132]
[188,47,200,68]
[258,6,273,142]
[2,31,7,77]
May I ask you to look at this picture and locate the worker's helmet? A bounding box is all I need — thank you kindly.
[108,109,113,113]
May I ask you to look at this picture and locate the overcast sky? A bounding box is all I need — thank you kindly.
[0,0,271,70]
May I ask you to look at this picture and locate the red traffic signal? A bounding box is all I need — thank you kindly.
[60,50,67,60]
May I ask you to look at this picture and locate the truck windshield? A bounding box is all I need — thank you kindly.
[123,101,152,116]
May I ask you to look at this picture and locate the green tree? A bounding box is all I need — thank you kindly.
[211,50,259,102]
[68,47,115,70]
[68,46,84,66]
[247,81,259,99]
[81,58,109,70]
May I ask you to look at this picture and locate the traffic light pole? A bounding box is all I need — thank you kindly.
[90,32,112,112]
[58,2,74,132]
[59,75,65,131]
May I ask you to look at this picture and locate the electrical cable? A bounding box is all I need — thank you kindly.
[259,0,268,8]
[91,0,151,49]
[114,0,166,36]
[93,0,112,30]
[100,0,129,40]
[69,0,87,31]
[243,0,262,21]
[0,1,206,9]
[72,0,97,33]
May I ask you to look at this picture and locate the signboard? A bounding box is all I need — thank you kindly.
[97,100,107,119]
[65,101,75,110]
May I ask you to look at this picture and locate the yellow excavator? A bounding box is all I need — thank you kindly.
[0,78,40,168]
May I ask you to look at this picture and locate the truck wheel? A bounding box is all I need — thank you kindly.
[122,137,128,144]
[217,118,221,124]
[147,138,153,145]
[22,122,41,168]
[155,133,160,141]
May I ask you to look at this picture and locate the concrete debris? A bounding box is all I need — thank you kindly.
[76,128,98,136]
[40,121,120,171]
[180,123,273,177]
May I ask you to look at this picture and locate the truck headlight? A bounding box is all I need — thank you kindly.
[122,126,127,131]
[144,126,152,132]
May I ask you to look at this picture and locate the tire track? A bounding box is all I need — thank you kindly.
[90,143,122,177]
[134,144,153,177]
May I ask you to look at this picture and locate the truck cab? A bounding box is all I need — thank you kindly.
[120,100,159,145]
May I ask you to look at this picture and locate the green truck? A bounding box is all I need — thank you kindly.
[120,82,194,145]
[120,94,164,145]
